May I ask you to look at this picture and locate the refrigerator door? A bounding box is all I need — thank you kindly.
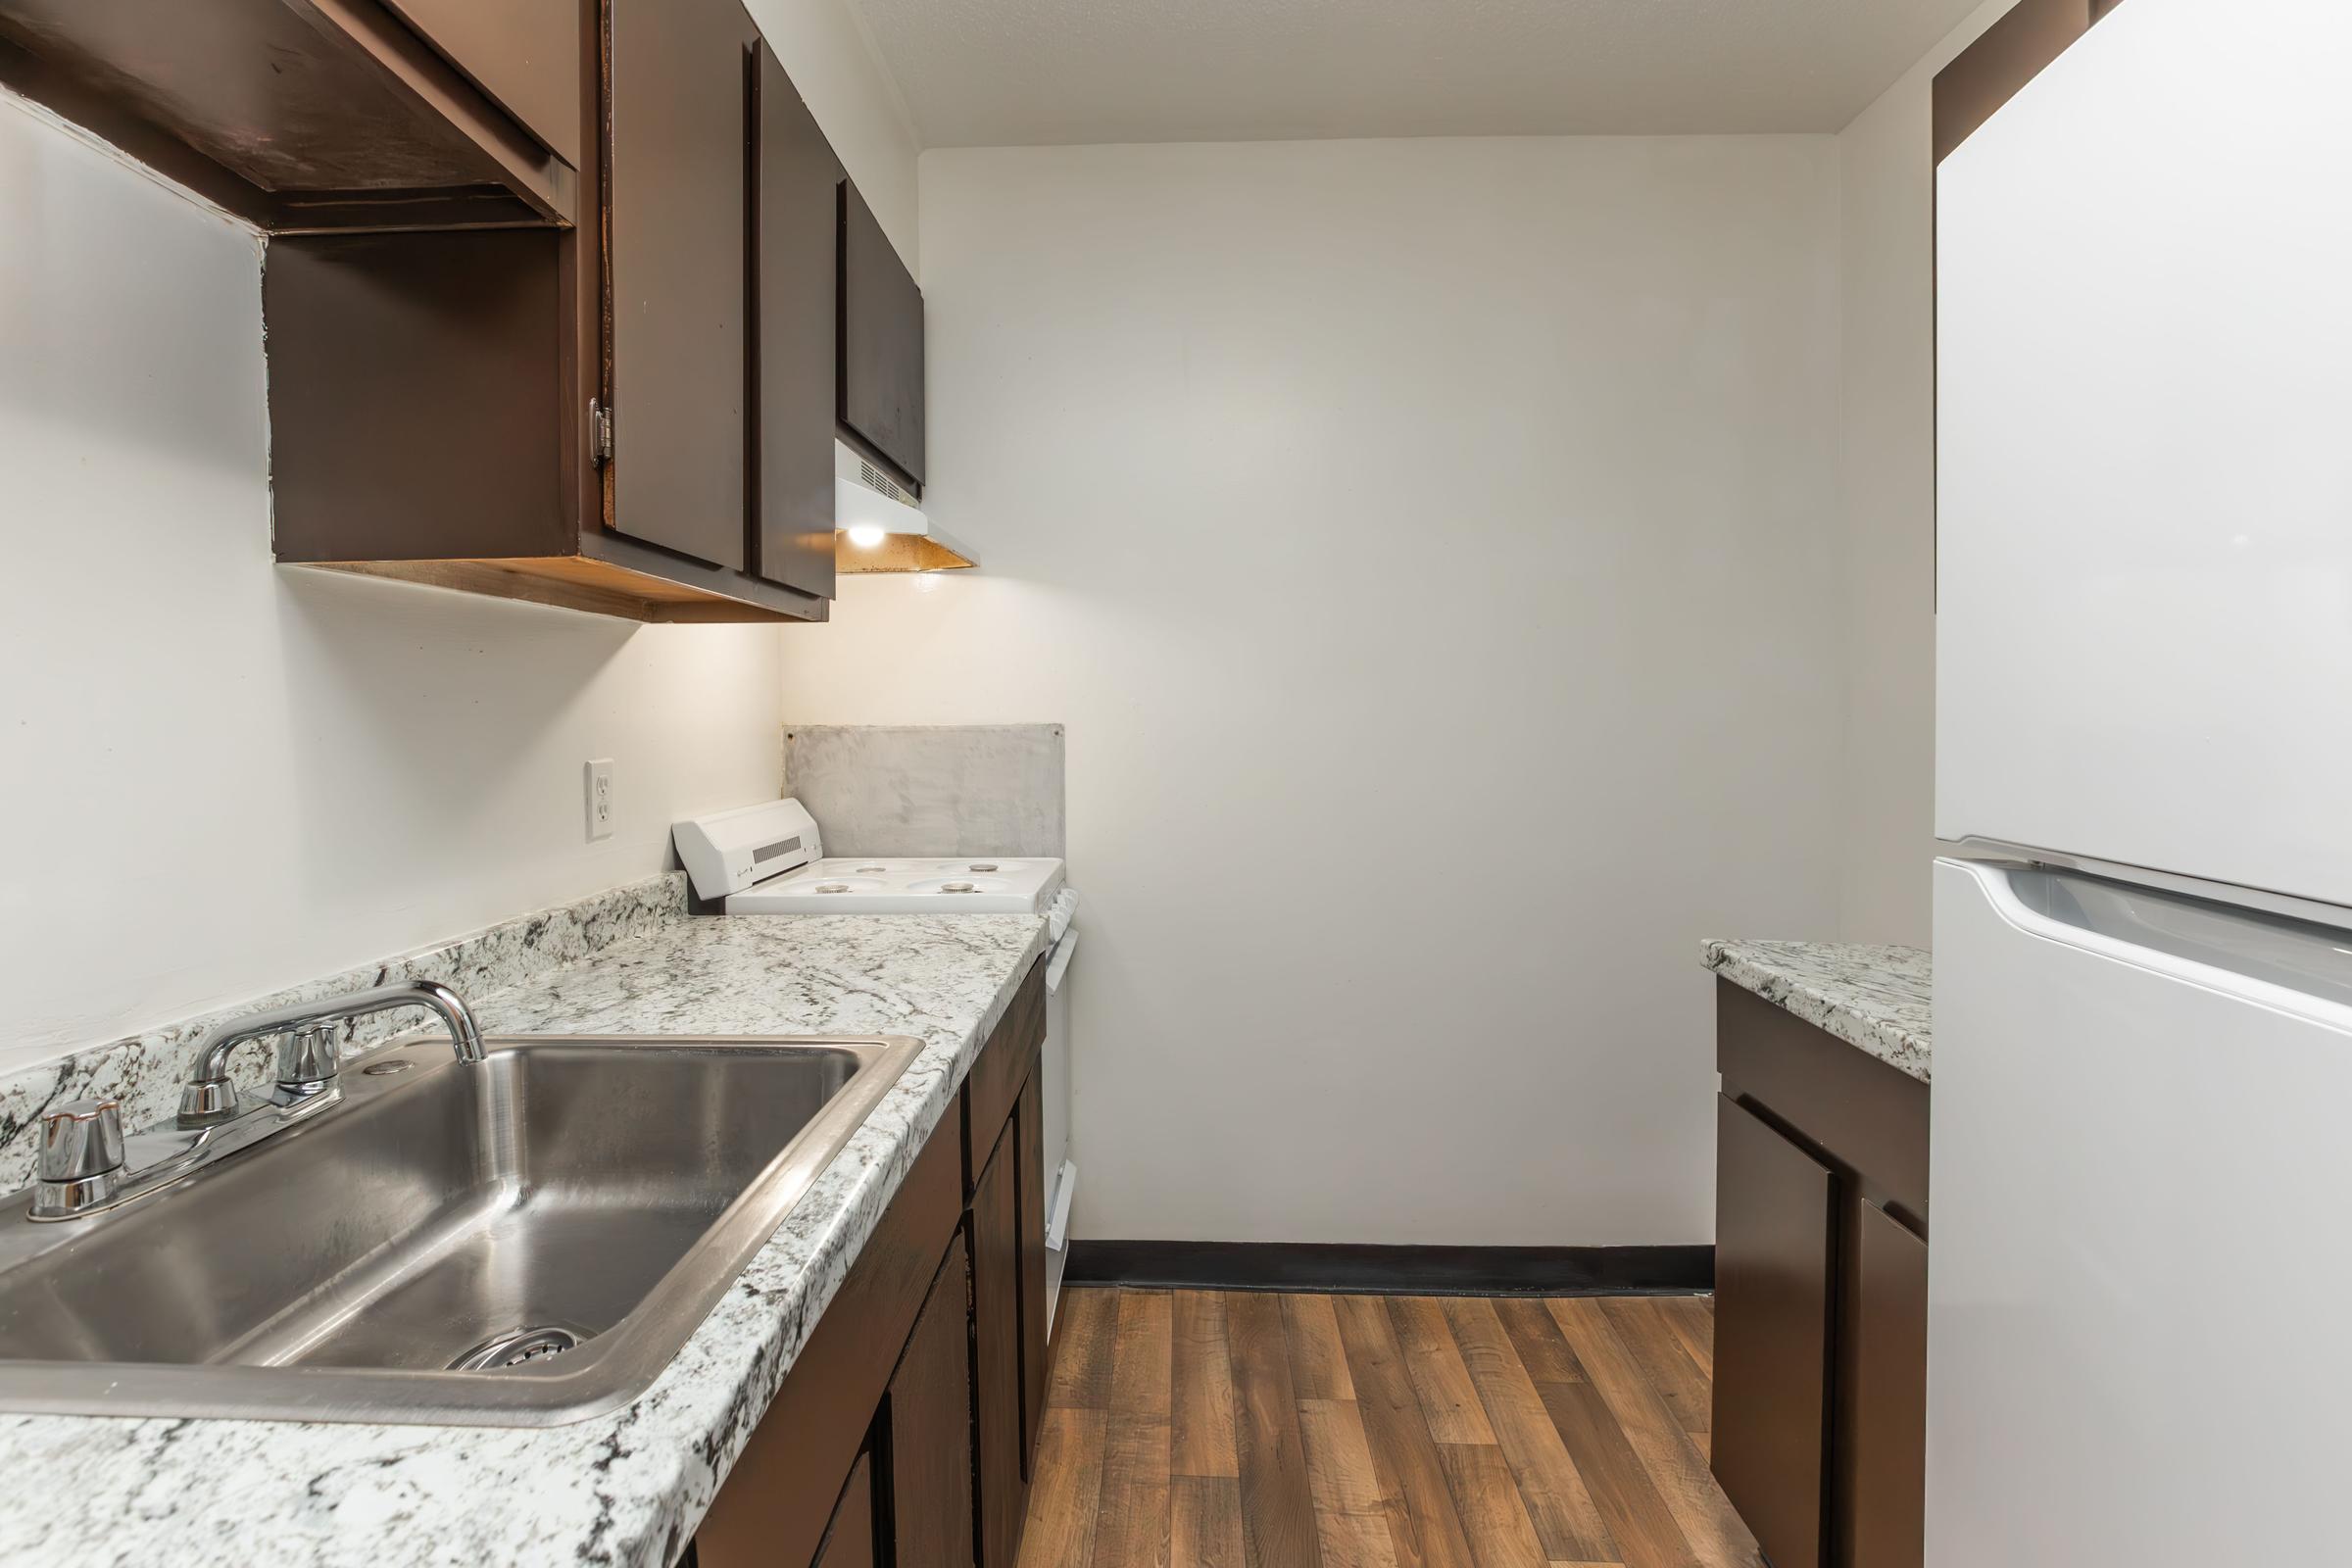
[1929,858,2352,1565]
[1935,0,2352,907]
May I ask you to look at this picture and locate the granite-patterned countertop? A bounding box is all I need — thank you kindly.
[0,910,1050,1568]
[1701,940,1933,1084]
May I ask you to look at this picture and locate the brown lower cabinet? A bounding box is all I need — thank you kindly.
[696,956,1049,1568]
[810,1454,876,1568]
[893,1234,977,1568]
[1712,1094,1836,1568]
[1711,980,1930,1568]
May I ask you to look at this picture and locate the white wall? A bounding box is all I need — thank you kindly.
[0,0,914,1072]
[1832,0,2016,945]
[781,136,1848,1246]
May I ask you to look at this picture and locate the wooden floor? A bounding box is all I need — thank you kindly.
[1017,1288,1761,1568]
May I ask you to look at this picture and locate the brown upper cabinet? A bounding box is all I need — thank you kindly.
[0,0,577,230]
[752,40,845,603]
[263,0,864,622]
[604,0,752,572]
[15,0,916,622]
[840,183,927,491]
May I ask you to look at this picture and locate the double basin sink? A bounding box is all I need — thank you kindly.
[0,1032,921,1426]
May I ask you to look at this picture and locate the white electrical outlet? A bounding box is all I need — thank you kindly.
[585,759,615,840]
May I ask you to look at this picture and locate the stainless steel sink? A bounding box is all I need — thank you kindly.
[0,1033,921,1426]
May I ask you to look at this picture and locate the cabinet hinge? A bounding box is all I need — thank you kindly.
[590,399,614,466]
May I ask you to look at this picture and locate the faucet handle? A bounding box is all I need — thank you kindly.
[32,1100,124,1217]
[178,1076,238,1126]
[37,1100,123,1183]
[275,1022,341,1094]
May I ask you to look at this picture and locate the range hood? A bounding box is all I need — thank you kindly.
[835,442,976,572]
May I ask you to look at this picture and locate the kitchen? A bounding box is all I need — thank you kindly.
[0,0,2335,1564]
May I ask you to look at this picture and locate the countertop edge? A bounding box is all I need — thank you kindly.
[1700,938,1934,1086]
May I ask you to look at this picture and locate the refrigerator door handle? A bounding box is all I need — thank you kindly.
[1946,857,2352,1029]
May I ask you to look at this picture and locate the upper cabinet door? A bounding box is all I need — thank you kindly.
[606,0,749,569]
[839,183,926,489]
[751,42,840,601]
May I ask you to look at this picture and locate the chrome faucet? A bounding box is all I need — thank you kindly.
[27,981,486,1222]
[177,979,485,1125]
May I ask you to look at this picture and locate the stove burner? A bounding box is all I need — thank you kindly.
[814,883,852,894]
[940,882,978,894]
[857,865,887,873]
[967,863,1000,872]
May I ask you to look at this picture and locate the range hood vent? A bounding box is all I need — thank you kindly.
[835,441,976,573]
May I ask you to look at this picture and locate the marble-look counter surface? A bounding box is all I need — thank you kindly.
[0,908,1050,1568]
[1701,940,1933,1085]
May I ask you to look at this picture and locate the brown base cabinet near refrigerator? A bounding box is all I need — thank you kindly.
[1710,981,1929,1568]
[692,956,1052,1568]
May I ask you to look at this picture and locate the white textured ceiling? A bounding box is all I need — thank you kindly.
[851,0,1990,147]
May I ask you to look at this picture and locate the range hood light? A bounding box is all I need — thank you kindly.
[832,440,978,572]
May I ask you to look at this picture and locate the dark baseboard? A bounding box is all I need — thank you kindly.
[1063,1240,1713,1298]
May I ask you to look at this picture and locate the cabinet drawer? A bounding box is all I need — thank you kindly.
[1712,1093,1835,1568]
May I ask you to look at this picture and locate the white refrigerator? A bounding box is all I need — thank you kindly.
[1931,0,2352,1562]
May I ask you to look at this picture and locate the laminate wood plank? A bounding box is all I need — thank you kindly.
[1284,1295,1358,1400]
[1299,1397,1390,1518]
[1113,1291,1176,1419]
[1172,1475,1248,1568]
[1596,1300,1710,1441]
[1020,1408,1111,1568]
[1535,1377,1697,1568]
[1432,1444,1549,1568]
[1051,1287,1120,1411]
[1319,1510,1410,1568]
[1093,1412,1174,1568]
[1387,1297,1498,1445]
[1441,1299,1615,1565]
[1492,1298,1587,1388]
[1300,1397,1401,1568]
[1173,1292,1242,1479]
[1651,1298,1713,1381]
[1095,1290,1177,1568]
[1331,1296,1483,1568]
[1228,1292,1326,1568]
[1547,1300,1759,1568]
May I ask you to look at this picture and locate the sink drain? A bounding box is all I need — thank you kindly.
[449,1325,583,1371]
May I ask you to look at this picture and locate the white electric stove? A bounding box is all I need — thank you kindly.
[731,856,1065,915]
[673,798,1081,1326]
[674,800,1064,915]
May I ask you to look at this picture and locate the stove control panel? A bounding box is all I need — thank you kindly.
[672,799,824,901]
